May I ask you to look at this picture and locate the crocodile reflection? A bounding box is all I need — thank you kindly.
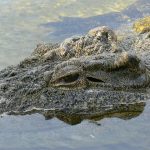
[44,102,145,125]
[8,102,145,125]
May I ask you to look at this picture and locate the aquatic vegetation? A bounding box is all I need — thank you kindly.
[133,16,150,33]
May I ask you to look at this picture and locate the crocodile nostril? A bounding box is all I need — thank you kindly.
[87,77,105,83]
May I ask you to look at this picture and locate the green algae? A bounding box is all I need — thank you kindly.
[133,16,150,33]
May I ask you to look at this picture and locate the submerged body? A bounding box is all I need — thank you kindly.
[0,18,150,122]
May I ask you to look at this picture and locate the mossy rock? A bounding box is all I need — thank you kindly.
[133,16,150,33]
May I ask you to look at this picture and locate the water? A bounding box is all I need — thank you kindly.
[0,0,137,70]
[0,0,150,149]
[0,101,150,150]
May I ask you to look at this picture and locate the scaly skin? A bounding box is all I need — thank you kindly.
[0,22,149,123]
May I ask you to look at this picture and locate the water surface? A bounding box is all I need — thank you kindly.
[0,0,136,70]
[0,0,150,149]
[0,101,150,150]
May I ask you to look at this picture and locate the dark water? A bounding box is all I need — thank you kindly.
[0,0,150,149]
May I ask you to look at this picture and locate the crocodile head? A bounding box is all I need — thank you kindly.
[42,26,149,91]
[0,26,149,122]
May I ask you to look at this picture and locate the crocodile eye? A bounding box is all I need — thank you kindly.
[50,72,80,87]
[62,73,79,83]
[50,61,86,89]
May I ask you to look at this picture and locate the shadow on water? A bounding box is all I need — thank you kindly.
[43,0,150,41]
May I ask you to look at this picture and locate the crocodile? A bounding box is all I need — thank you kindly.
[0,18,150,124]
